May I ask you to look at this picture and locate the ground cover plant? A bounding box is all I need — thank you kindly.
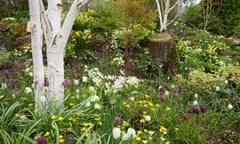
[0,0,240,144]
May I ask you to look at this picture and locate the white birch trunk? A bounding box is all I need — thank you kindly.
[29,0,90,112]
[46,0,65,108]
[28,0,45,110]
[156,0,179,32]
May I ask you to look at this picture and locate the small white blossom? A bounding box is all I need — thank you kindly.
[29,72,33,77]
[127,128,136,138]
[20,115,28,120]
[76,88,80,93]
[94,103,102,110]
[112,127,121,139]
[216,86,220,91]
[24,87,32,94]
[142,140,148,144]
[145,115,151,121]
[74,79,79,85]
[82,76,88,82]
[227,104,233,110]
[171,85,175,89]
[90,95,100,102]
[1,83,7,89]
[165,91,169,96]
[39,96,46,104]
[194,93,198,98]
[85,101,91,107]
[130,97,135,101]
[193,100,198,106]
[148,131,154,135]
[89,86,95,92]
[122,133,130,141]
[224,80,228,84]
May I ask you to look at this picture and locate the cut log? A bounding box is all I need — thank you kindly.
[148,32,180,75]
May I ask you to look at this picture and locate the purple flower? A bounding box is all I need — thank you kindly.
[159,96,166,102]
[188,105,195,113]
[14,90,20,97]
[37,137,48,144]
[200,104,208,113]
[178,85,183,93]
[114,116,121,127]
[3,70,10,78]
[183,113,189,121]
[193,107,200,114]
[62,79,72,88]
[173,92,179,98]
[159,86,165,94]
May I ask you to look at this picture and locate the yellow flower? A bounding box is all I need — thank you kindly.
[165,140,171,144]
[58,116,64,121]
[123,121,129,127]
[44,131,50,137]
[159,126,167,134]
[59,135,64,139]
[165,107,171,111]
[81,127,87,131]
[59,139,64,143]
[69,103,74,106]
[95,117,101,121]
[145,94,150,98]
[148,102,154,107]
[175,128,179,131]
[140,119,145,123]
[76,112,81,117]
[98,121,102,126]
[155,104,160,107]
[15,113,20,118]
[28,103,33,107]
[136,136,141,141]
[143,129,148,133]
[67,127,72,132]
[51,115,57,120]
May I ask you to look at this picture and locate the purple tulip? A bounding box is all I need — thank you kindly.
[200,104,208,113]
[37,137,48,144]
[183,113,189,121]
[114,116,121,127]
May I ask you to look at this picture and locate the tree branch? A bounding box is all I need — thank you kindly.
[57,0,90,51]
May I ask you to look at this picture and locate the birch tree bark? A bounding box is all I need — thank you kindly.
[28,0,45,111]
[28,0,90,112]
[155,0,179,32]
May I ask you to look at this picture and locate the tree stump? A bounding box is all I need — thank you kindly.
[148,32,180,75]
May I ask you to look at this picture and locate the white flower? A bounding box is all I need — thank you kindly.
[127,128,136,138]
[20,115,28,120]
[142,140,148,144]
[145,115,151,121]
[148,131,154,135]
[89,86,95,92]
[130,97,135,101]
[216,86,220,91]
[74,79,79,85]
[122,133,130,141]
[1,83,7,89]
[76,88,80,93]
[85,101,91,107]
[82,76,88,82]
[224,80,228,84]
[24,87,32,94]
[39,96,46,103]
[194,93,198,98]
[193,100,198,106]
[29,72,33,77]
[94,103,102,110]
[171,85,175,89]
[165,91,169,96]
[112,127,121,139]
[228,104,233,109]
[126,76,139,88]
[90,95,100,102]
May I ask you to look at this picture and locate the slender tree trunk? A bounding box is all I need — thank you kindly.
[28,0,45,110]
[46,0,65,109]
